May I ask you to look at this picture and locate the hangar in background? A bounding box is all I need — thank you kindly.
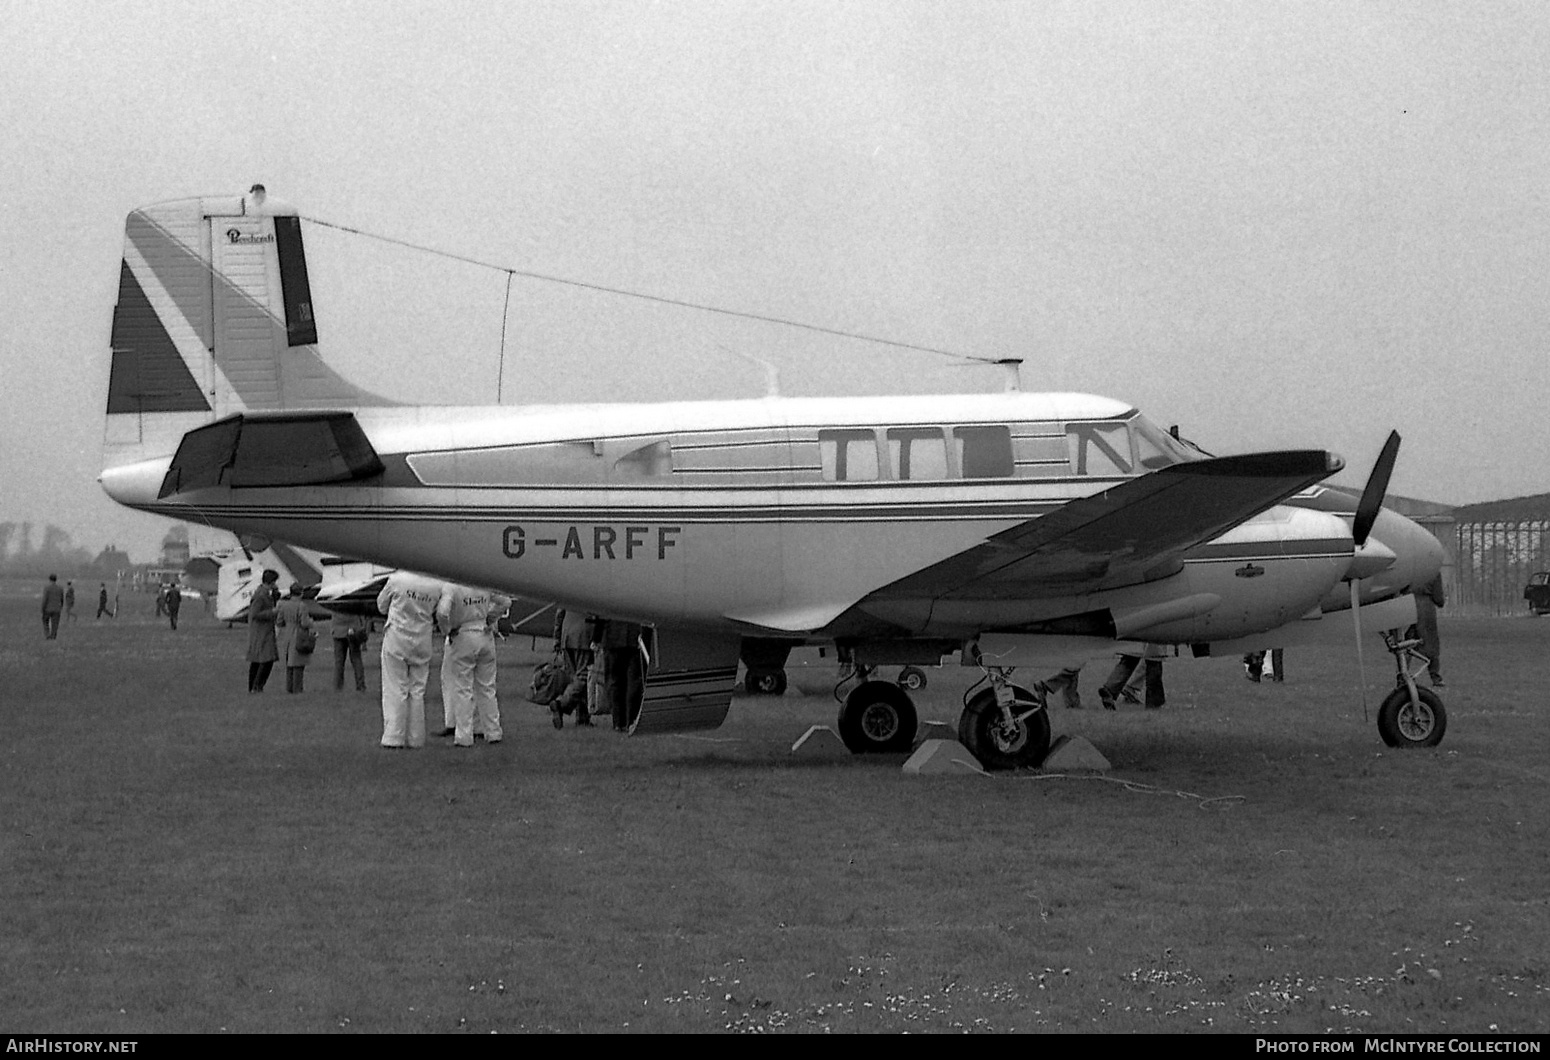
[1445,493,1550,615]
[1361,492,1549,614]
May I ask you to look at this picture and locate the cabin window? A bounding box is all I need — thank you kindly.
[1012,428,1070,471]
[952,425,1014,478]
[1067,421,1134,476]
[612,439,674,478]
[819,429,879,482]
[887,428,948,481]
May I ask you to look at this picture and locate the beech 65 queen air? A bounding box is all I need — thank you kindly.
[99,189,1449,768]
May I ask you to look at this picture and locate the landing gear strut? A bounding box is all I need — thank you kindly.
[957,666,1051,771]
[1376,630,1447,748]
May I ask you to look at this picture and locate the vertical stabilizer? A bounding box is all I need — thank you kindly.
[104,187,394,470]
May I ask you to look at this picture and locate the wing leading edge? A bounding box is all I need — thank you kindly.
[863,449,1343,608]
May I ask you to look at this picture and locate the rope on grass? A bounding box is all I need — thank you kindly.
[936,754,1243,809]
[1000,769,1247,810]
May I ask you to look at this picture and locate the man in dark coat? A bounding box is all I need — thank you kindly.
[246,570,281,692]
[166,584,182,630]
[595,617,646,732]
[41,574,65,640]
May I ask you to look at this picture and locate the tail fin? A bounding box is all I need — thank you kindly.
[103,186,394,469]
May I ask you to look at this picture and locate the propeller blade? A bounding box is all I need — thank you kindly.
[1352,430,1401,548]
[1351,577,1369,723]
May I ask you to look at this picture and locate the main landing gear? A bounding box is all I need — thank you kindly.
[831,659,1051,769]
[957,667,1051,771]
[1376,630,1447,748]
[836,679,918,754]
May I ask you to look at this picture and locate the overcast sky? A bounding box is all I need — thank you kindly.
[3,0,1547,563]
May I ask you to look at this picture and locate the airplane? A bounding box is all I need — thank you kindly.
[98,188,1448,768]
[311,556,560,639]
[205,541,325,622]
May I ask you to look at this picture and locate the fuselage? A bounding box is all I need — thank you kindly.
[100,390,1419,645]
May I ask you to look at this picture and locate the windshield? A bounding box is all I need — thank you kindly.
[1131,415,1210,469]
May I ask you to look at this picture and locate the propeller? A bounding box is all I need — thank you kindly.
[1348,430,1401,720]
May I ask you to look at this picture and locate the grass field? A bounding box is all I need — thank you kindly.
[2,585,1547,1033]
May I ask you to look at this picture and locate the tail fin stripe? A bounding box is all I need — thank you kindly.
[107,259,209,414]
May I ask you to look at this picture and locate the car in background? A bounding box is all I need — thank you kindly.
[1526,572,1550,615]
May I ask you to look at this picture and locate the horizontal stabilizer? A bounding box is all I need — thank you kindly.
[159,412,384,498]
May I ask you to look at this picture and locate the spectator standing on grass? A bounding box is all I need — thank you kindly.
[165,583,182,631]
[246,569,281,693]
[275,582,315,694]
[330,612,369,694]
[376,571,444,749]
[1413,573,1446,688]
[96,582,112,619]
[1036,665,1083,709]
[1099,648,1166,710]
[436,583,512,747]
[1243,648,1284,683]
[41,574,64,640]
[64,581,76,623]
[595,617,646,733]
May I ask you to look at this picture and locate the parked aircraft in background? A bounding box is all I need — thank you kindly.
[313,556,557,638]
[98,189,1447,767]
[204,541,323,623]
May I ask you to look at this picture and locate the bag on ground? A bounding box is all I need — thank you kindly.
[527,655,569,705]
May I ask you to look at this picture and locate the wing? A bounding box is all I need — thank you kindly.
[865,450,1340,606]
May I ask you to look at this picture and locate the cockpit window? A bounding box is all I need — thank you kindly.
[1066,422,1133,476]
[1132,416,1208,468]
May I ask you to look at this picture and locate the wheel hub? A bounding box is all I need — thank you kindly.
[1397,699,1435,741]
[990,718,1028,754]
[861,703,899,742]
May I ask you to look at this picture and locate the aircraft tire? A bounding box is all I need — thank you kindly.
[959,685,1051,771]
[1377,686,1447,749]
[746,668,787,696]
[897,666,928,692]
[837,680,917,753]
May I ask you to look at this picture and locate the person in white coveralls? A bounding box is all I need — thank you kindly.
[375,571,445,748]
[436,583,513,748]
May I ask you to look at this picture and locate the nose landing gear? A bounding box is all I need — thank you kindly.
[1376,631,1447,748]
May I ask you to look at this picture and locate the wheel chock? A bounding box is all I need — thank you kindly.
[902,739,984,775]
[790,724,850,758]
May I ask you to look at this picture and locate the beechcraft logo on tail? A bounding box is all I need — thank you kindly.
[226,228,275,245]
